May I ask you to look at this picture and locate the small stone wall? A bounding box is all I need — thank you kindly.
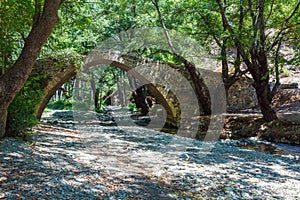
[222,115,300,145]
[227,76,299,110]
[272,89,300,107]
[227,77,257,110]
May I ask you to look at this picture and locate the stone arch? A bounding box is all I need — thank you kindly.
[33,51,223,130]
[82,58,179,127]
[33,51,228,140]
[33,52,188,127]
[34,58,77,119]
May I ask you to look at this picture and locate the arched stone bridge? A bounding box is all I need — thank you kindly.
[33,51,224,129]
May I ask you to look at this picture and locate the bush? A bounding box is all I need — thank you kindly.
[128,103,138,112]
[6,73,47,137]
[7,86,42,137]
[47,99,72,110]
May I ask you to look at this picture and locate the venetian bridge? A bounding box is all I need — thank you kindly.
[32,50,225,132]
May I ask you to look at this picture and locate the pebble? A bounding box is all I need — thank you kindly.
[179,153,190,160]
[242,192,250,199]
[0,111,299,199]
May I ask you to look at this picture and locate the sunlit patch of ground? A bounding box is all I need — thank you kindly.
[0,122,299,199]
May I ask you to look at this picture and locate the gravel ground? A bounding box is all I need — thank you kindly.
[0,121,299,199]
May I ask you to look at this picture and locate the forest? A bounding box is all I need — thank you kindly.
[0,0,299,136]
[0,0,299,199]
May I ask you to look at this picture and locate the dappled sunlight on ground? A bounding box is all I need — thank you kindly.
[0,122,299,199]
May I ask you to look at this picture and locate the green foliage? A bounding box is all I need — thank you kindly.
[1,0,298,136]
[43,108,52,113]
[95,102,109,113]
[281,68,291,77]
[47,99,73,110]
[6,73,47,136]
[287,52,300,69]
[0,0,34,74]
[128,103,138,112]
[17,130,35,143]
[139,48,183,64]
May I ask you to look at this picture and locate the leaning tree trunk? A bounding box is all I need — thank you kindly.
[254,76,278,122]
[251,52,278,122]
[0,0,61,138]
[152,0,211,116]
[0,107,8,138]
[184,61,211,115]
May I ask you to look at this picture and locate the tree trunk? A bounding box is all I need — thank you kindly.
[0,107,8,138]
[216,0,299,122]
[184,61,211,115]
[254,83,278,121]
[252,52,278,122]
[0,0,61,138]
[152,0,211,115]
[132,86,149,115]
[95,88,100,110]
[90,76,96,105]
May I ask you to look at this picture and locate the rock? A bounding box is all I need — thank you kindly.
[242,192,250,199]
[0,193,6,199]
[180,153,190,160]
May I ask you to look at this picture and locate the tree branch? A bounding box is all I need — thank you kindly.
[151,0,180,57]
[270,37,282,98]
[265,0,275,23]
[33,0,42,27]
[268,1,300,52]
[258,0,266,50]
[216,0,253,71]
[239,0,244,30]
[152,0,212,115]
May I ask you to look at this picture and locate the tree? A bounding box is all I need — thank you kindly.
[154,0,299,121]
[215,0,299,121]
[151,0,212,116]
[0,0,62,138]
[199,1,248,99]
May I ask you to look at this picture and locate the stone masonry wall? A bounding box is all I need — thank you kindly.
[227,77,257,110]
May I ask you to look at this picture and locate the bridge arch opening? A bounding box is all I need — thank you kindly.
[36,55,181,130]
[74,55,181,128]
[32,49,226,142]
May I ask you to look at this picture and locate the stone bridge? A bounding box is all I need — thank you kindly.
[34,51,225,130]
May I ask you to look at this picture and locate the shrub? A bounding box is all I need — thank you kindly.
[47,99,72,110]
[6,74,46,137]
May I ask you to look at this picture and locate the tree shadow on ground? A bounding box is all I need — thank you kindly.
[0,129,180,199]
[1,122,299,199]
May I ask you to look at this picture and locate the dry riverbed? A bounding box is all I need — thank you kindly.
[0,122,299,199]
